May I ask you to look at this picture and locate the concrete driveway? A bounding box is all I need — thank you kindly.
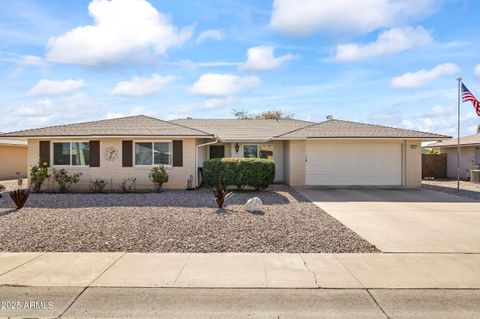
[296,187,480,253]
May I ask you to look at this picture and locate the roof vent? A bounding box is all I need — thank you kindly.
[326,115,333,120]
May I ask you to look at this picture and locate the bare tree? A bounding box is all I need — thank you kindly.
[232,109,254,119]
[232,109,294,120]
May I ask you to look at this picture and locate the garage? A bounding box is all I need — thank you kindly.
[305,141,403,186]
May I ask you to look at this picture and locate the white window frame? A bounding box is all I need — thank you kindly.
[133,141,173,167]
[243,144,274,160]
[51,141,90,167]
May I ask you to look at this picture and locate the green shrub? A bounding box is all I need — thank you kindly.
[30,161,50,192]
[203,158,275,190]
[149,166,169,192]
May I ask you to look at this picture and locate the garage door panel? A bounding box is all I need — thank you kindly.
[305,142,402,186]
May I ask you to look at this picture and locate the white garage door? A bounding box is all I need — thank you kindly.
[305,142,402,186]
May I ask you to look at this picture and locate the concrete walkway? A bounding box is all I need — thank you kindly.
[296,187,480,253]
[1,252,479,318]
[1,252,480,289]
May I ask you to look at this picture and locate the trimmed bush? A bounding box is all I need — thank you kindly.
[149,166,169,192]
[203,158,275,190]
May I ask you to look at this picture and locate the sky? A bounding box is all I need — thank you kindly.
[0,0,479,136]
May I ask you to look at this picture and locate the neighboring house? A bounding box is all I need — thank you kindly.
[427,133,480,179]
[1,115,447,190]
[0,137,28,180]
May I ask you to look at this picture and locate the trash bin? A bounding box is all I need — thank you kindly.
[470,169,480,183]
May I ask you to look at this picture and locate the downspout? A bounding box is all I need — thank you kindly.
[195,138,218,187]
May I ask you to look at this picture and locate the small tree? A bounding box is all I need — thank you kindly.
[149,166,169,192]
[53,169,81,193]
[30,161,50,192]
[232,109,254,119]
[232,109,294,120]
[255,110,294,120]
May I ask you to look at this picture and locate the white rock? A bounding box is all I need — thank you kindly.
[245,197,263,213]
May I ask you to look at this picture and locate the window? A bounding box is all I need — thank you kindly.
[135,142,172,166]
[259,144,274,160]
[53,142,90,166]
[243,145,258,158]
[243,144,274,160]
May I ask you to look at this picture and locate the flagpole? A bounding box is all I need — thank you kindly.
[457,77,462,191]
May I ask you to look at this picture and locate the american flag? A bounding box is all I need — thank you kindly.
[461,83,480,116]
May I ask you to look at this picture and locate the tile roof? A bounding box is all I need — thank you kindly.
[171,118,313,141]
[2,115,213,138]
[2,115,449,141]
[427,133,480,148]
[274,119,450,140]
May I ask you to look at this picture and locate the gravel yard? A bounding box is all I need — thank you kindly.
[422,179,480,201]
[0,185,378,253]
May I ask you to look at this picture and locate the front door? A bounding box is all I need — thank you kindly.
[210,145,225,159]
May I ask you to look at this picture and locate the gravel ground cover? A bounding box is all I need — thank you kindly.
[422,179,480,201]
[0,185,378,253]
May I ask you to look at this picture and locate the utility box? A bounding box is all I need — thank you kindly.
[470,169,480,183]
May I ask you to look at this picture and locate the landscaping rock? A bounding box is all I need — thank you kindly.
[0,185,379,253]
[245,197,263,213]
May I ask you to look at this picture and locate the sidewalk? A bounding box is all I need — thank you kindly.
[1,252,479,289]
[1,252,480,318]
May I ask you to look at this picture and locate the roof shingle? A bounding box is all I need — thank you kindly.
[2,115,213,138]
[171,118,313,141]
[274,119,449,139]
[427,133,480,148]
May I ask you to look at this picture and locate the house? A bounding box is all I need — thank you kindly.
[0,136,28,180]
[427,133,480,179]
[1,115,448,190]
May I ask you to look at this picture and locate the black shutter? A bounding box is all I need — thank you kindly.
[90,140,100,167]
[122,140,133,167]
[39,141,50,167]
[172,140,183,167]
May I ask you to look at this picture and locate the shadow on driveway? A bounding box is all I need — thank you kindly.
[295,187,477,203]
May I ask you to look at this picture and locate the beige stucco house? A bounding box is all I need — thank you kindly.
[1,115,447,190]
[428,133,480,179]
[0,138,28,180]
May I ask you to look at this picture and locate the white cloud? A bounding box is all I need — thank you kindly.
[46,0,193,65]
[111,74,175,96]
[270,0,437,36]
[335,26,433,61]
[196,29,223,44]
[204,96,237,109]
[2,94,101,132]
[391,63,460,88]
[18,55,45,66]
[28,79,85,96]
[239,46,294,72]
[475,64,480,77]
[414,105,454,118]
[370,104,464,137]
[105,112,125,119]
[189,73,261,97]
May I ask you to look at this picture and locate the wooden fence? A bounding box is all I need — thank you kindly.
[422,153,447,179]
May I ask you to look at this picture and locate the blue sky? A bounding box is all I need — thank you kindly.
[1,0,479,136]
